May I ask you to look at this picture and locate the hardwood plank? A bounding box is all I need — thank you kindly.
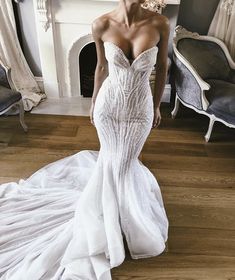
[112,253,235,279]
[168,227,235,256]
[142,154,235,172]
[8,136,100,150]
[165,204,235,230]
[162,186,235,208]
[143,141,207,157]
[143,141,235,158]
[150,169,235,189]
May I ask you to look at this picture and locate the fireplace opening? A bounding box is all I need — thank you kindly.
[79,42,97,97]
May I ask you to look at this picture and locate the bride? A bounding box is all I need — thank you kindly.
[0,0,170,279]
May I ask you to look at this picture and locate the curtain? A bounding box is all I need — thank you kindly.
[208,0,235,61]
[0,0,46,112]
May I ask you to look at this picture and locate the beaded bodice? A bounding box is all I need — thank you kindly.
[103,41,158,92]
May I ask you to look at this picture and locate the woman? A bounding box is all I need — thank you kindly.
[0,0,169,279]
[90,0,170,130]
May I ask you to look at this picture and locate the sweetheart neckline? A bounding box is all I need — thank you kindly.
[103,41,158,67]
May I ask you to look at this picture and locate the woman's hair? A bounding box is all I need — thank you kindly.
[141,0,166,13]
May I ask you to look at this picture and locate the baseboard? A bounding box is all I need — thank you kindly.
[161,84,171,103]
[35,76,44,92]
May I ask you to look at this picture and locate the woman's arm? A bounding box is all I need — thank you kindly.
[91,18,109,106]
[152,16,170,128]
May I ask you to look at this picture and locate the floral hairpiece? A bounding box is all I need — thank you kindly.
[141,0,166,13]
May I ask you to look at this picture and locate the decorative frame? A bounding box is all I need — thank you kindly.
[13,0,51,31]
[35,0,51,31]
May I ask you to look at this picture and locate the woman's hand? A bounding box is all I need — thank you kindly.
[89,103,95,126]
[152,107,161,129]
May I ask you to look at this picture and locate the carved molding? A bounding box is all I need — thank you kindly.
[173,25,200,45]
[36,0,51,32]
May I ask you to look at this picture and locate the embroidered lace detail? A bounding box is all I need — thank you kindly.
[220,0,235,15]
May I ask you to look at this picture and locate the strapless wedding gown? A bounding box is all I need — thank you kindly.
[0,41,169,280]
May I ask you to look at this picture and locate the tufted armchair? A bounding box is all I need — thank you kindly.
[171,26,235,142]
[0,60,27,132]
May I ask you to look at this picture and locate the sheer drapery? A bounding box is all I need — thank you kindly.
[0,0,46,112]
[208,0,235,61]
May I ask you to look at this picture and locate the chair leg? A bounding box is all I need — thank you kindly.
[205,116,215,142]
[171,94,180,119]
[19,100,28,132]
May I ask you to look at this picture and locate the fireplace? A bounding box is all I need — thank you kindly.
[33,0,181,101]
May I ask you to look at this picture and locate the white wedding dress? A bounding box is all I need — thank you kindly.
[0,41,169,280]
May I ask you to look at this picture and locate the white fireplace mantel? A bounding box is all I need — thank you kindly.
[35,0,181,32]
[33,0,181,100]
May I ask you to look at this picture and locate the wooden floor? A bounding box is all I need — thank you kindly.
[0,104,235,279]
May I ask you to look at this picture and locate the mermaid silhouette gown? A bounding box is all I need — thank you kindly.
[0,41,169,280]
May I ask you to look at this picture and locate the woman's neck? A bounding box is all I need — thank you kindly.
[115,0,143,28]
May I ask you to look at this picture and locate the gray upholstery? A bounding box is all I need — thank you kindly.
[0,85,22,112]
[174,53,203,110]
[205,79,235,123]
[177,38,233,81]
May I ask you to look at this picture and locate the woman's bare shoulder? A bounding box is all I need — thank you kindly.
[152,13,170,30]
[91,14,111,37]
[141,8,170,30]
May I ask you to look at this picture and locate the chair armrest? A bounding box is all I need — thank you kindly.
[0,63,10,89]
[173,49,210,111]
[0,60,15,90]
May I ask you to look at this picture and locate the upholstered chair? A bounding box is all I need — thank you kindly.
[171,26,235,142]
[0,61,28,132]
